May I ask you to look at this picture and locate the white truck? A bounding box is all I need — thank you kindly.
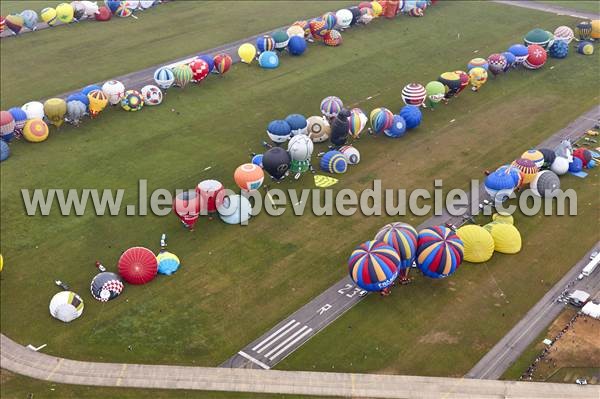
[582,251,600,277]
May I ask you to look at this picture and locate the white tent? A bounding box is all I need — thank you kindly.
[581,302,600,319]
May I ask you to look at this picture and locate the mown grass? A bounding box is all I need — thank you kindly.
[0,0,599,380]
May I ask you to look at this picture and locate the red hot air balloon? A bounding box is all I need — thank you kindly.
[189,59,210,83]
[118,247,158,285]
[196,179,224,214]
[213,53,232,75]
[173,190,200,230]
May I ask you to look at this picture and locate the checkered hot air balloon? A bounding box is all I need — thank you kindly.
[90,272,124,302]
[324,29,342,46]
[213,53,232,75]
[348,240,400,291]
[309,18,327,41]
[189,59,209,83]
[487,53,508,76]
[417,226,464,279]
[118,247,158,285]
[401,83,427,106]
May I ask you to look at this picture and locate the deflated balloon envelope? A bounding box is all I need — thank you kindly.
[330,108,350,146]
[262,147,291,179]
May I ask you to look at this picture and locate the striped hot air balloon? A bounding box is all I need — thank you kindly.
[511,158,539,184]
[417,226,464,279]
[213,53,232,75]
[374,222,418,279]
[369,107,393,134]
[348,108,367,138]
[320,150,347,174]
[401,83,427,106]
[348,240,400,291]
[320,96,343,118]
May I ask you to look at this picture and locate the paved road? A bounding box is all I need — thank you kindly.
[493,0,600,20]
[222,105,600,370]
[467,243,600,379]
[3,334,599,398]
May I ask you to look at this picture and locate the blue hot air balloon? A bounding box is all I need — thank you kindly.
[258,51,279,69]
[508,44,529,65]
[285,114,308,136]
[348,240,400,291]
[384,115,407,138]
[288,36,307,55]
[399,105,422,129]
[417,226,464,279]
[198,54,215,73]
[320,150,347,174]
[81,84,102,96]
[267,120,292,143]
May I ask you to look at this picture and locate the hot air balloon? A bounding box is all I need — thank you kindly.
[5,14,24,34]
[90,272,123,301]
[307,116,330,143]
[335,9,352,29]
[189,59,210,82]
[511,158,539,184]
[41,7,58,26]
[521,149,544,168]
[141,85,163,106]
[218,195,252,225]
[288,134,314,161]
[573,148,593,168]
[288,36,307,55]
[105,0,121,13]
[72,2,86,20]
[102,80,125,105]
[173,190,200,229]
[524,28,552,49]
[348,240,400,291]
[348,108,367,138]
[8,107,27,137]
[554,26,574,43]
[508,44,529,65]
[154,67,175,89]
[483,222,521,254]
[49,291,84,322]
[83,1,101,17]
[492,213,514,225]
[417,226,464,279]
[496,165,524,188]
[569,157,583,173]
[21,101,45,120]
[157,251,180,275]
[484,170,516,201]
[66,96,87,124]
[523,44,547,69]
[20,10,38,30]
[501,53,516,72]
[267,120,292,143]
[330,109,351,146]
[349,6,361,26]
[172,64,193,88]
[238,43,257,63]
[487,53,508,76]
[549,40,569,58]
[437,72,462,100]
[371,0,383,16]
[530,170,560,197]
[369,107,394,134]
[0,111,15,142]
[196,179,225,214]
[43,98,67,128]
[0,16,4,33]
[56,3,74,23]
[213,53,232,75]
[591,19,600,39]
[234,164,265,192]
[320,150,347,174]
[196,54,214,73]
[251,154,263,167]
[339,145,360,164]
[115,3,133,17]
[551,157,569,175]
[118,247,157,285]
[469,67,488,91]
[256,35,275,53]
[273,30,290,51]
[285,114,308,136]
[577,41,594,55]
[263,147,291,180]
[258,51,279,68]
[456,225,494,263]
[309,18,327,41]
[121,90,144,112]
[467,57,488,71]
[81,84,102,96]
[425,81,445,108]
[87,90,108,118]
[320,96,343,119]
[0,141,10,162]
[399,105,422,129]
[374,222,418,279]
[23,119,49,142]
[538,148,556,168]
[401,83,427,106]
[95,5,111,20]
[324,29,343,46]
[384,114,407,138]
[287,24,305,38]
[322,11,337,30]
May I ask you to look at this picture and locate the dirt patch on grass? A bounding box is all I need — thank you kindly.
[418,331,459,345]
[0,369,16,385]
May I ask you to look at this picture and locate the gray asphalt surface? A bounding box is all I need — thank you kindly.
[492,0,600,20]
[222,104,600,370]
[467,243,600,379]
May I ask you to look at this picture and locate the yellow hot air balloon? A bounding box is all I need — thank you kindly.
[23,119,49,142]
[44,98,67,128]
[456,225,495,263]
[591,20,600,40]
[87,90,108,118]
[492,213,514,225]
[238,43,257,64]
[56,3,74,24]
[371,1,383,17]
[0,254,3,272]
[41,7,58,26]
[483,222,522,254]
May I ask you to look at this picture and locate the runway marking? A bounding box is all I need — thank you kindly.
[269,327,313,361]
[237,351,270,370]
[45,358,63,381]
[253,320,298,353]
[116,363,128,386]
[264,325,309,358]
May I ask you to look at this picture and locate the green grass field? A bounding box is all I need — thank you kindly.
[534,1,600,14]
[1,0,599,383]
[0,1,353,106]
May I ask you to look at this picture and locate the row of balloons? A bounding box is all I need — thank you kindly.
[49,245,180,322]
[0,1,166,36]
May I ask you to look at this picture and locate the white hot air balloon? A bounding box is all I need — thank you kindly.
[49,291,84,323]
